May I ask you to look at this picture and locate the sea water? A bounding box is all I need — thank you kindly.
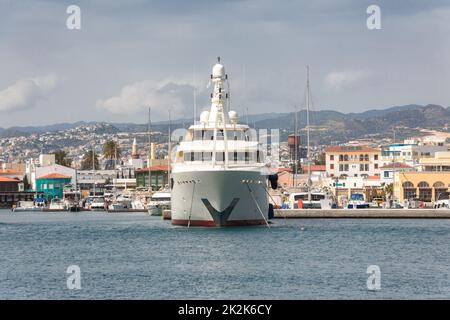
[1,209,449,299]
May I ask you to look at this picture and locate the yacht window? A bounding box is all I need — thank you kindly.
[193,130,203,141]
[216,152,225,162]
[184,152,192,162]
[203,152,212,161]
[193,130,214,141]
[294,194,308,201]
[226,130,244,140]
[193,152,202,161]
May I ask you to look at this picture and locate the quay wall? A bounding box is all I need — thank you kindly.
[274,209,450,219]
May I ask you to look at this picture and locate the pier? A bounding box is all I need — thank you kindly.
[274,208,450,219]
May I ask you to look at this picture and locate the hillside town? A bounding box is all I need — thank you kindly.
[1,121,450,210]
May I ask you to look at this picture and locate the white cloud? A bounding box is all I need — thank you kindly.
[96,79,204,118]
[324,70,371,91]
[0,75,57,112]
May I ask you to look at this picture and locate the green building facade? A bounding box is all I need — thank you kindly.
[36,173,72,200]
[136,166,168,190]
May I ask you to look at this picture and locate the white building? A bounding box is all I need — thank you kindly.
[381,143,447,168]
[33,164,76,190]
[325,146,381,178]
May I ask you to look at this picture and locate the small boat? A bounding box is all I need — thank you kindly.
[433,191,450,209]
[147,192,171,216]
[13,199,47,212]
[63,185,82,212]
[90,196,106,211]
[108,194,133,210]
[346,193,370,209]
[288,190,335,209]
[49,198,67,211]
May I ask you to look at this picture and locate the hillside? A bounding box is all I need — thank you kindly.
[2,104,450,143]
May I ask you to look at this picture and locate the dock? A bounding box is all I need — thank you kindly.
[274,208,450,219]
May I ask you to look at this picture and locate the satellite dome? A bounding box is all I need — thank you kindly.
[228,110,238,124]
[212,63,225,78]
[200,111,210,124]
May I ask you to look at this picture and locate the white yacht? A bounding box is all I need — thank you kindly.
[90,196,106,211]
[288,189,335,209]
[147,191,171,216]
[171,58,271,227]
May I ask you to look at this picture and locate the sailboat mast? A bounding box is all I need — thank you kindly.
[168,109,172,188]
[148,107,152,193]
[306,66,312,202]
[92,147,96,197]
[294,106,298,187]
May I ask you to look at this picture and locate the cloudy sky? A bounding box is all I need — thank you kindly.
[0,0,449,127]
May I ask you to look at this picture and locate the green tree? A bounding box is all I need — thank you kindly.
[22,175,30,190]
[314,152,326,165]
[53,150,72,167]
[383,183,394,201]
[103,140,121,160]
[81,150,100,170]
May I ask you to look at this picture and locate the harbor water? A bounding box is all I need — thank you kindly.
[1,209,450,299]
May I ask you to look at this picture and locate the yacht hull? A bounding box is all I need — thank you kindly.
[171,170,269,227]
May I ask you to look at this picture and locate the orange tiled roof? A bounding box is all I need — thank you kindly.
[0,169,20,174]
[137,165,170,172]
[302,165,326,171]
[0,177,19,182]
[325,146,380,153]
[277,167,293,173]
[380,162,412,169]
[365,175,380,180]
[37,173,71,179]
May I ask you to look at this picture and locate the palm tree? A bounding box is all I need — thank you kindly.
[382,183,394,201]
[81,150,100,170]
[103,140,121,160]
[53,150,72,167]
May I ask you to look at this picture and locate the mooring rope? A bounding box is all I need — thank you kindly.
[187,181,197,228]
[244,181,270,228]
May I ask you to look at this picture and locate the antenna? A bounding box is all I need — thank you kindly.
[246,107,249,125]
[193,65,197,125]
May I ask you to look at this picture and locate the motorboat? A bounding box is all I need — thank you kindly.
[147,192,171,216]
[346,193,370,209]
[90,196,106,211]
[13,199,47,212]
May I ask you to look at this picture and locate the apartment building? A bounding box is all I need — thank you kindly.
[325,146,381,178]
